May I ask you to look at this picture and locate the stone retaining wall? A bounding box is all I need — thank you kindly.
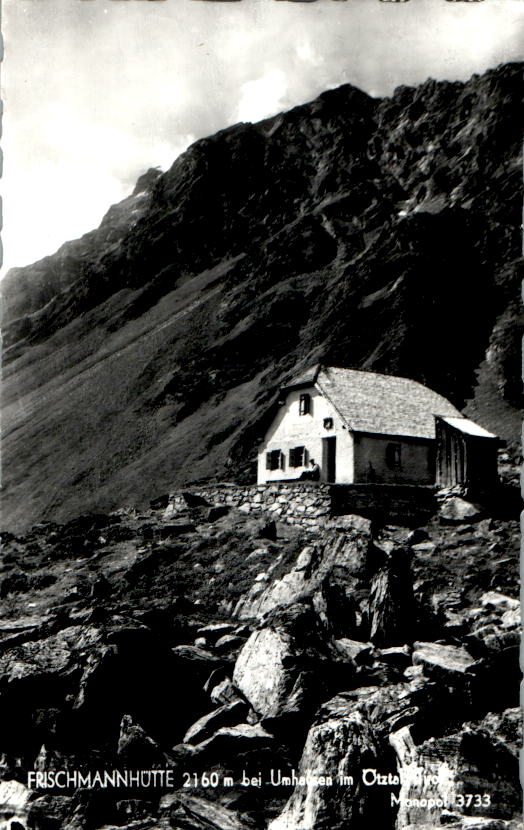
[165,481,439,530]
[166,483,332,531]
[330,483,437,527]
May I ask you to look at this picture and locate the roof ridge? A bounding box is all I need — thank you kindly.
[322,365,436,388]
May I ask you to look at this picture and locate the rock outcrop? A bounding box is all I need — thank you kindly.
[268,678,430,830]
[391,708,521,829]
[369,545,416,646]
[268,711,380,830]
[234,515,373,621]
[183,700,249,745]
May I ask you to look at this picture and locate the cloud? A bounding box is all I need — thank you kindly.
[2,0,523,276]
[2,109,195,271]
[235,70,289,124]
[296,40,324,69]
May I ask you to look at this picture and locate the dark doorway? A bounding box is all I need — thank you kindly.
[322,436,337,483]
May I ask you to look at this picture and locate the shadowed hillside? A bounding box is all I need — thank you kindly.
[2,63,522,531]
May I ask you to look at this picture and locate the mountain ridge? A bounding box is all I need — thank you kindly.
[2,62,522,531]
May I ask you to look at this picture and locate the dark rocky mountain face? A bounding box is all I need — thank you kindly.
[2,63,522,530]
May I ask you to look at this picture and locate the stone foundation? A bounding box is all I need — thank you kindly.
[165,482,438,530]
[330,483,437,526]
[165,483,331,531]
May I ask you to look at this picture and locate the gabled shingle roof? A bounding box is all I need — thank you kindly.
[284,365,465,440]
[281,364,321,390]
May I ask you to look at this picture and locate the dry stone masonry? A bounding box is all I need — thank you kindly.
[165,483,332,531]
[164,482,439,530]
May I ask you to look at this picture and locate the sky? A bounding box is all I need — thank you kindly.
[2,0,523,277]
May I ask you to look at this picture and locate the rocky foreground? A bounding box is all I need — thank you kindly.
[0,489,520,829]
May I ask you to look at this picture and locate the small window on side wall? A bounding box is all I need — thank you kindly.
[386,442,402,470]
[299,393,311,415]
[323,417,333,430]
[266,450,284,471]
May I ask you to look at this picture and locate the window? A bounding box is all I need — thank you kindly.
[266,450,283,471]
[323,417,333,430]
[299,393,311,415]
[289,446,308,468]
[386,442,402,470]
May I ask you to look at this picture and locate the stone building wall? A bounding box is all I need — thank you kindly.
[165,481,438,530]
[166,483,332,531]
[330,483,437,526]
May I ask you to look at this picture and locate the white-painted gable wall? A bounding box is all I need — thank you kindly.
[257,386,355,484]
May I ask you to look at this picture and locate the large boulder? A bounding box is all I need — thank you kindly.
[232,601,337,726]
[333,638,373,665]
[412,641,477,678]
[465,592,520,656]
[233,628,292,715]
[194,723,275,761]
[233,628,312,721]
[439,497,484,524]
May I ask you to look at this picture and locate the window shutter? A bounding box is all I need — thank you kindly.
[303,448,309,466]
[279,451,285,469]
[266,452,272,470]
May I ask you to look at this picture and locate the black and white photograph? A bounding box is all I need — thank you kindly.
[1,1,523,828]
